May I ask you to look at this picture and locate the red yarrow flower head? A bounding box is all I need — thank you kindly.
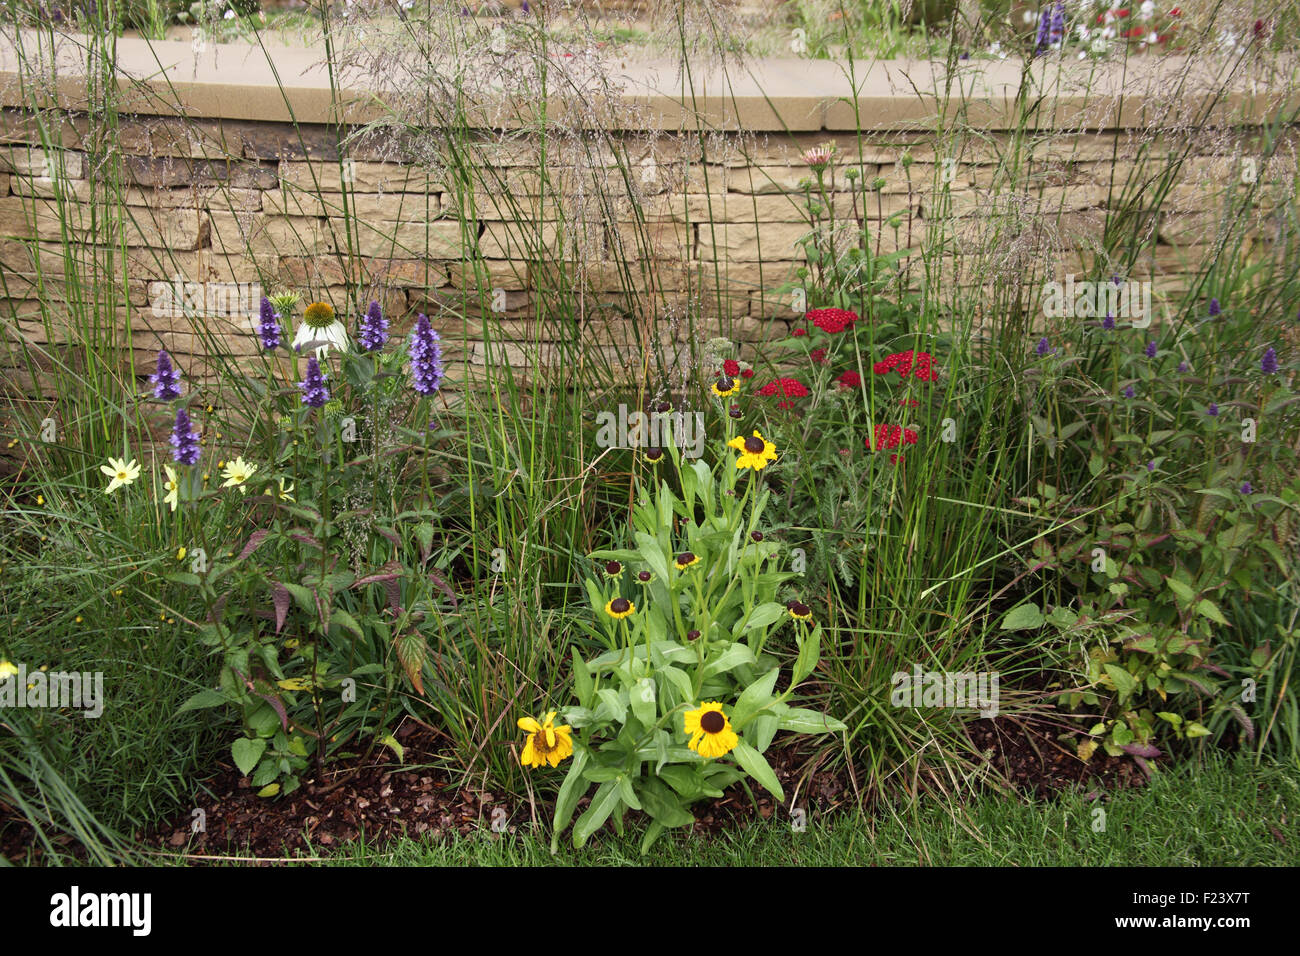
[810,348,827,365]
[722,359,740,377]
[808,308,859,335]
[757,378,809,399]
[741,368,754,379]
[776,400,796,410]
[790,328,808,338]
[868,424,919,451]
[873,350,935,382]
[836,370,861,389]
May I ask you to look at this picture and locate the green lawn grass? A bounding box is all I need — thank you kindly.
[254,755,1298,867]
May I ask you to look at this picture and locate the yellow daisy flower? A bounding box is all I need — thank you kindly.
[711,377,740,398]
[518,711,574,768]
[675,551,700,570]
[221,456,257,493]
[275,477,295,501]
[35,494,44,506]
[727,430,778,471]
[684,702,740,759]
[100,456,141,494]
[162,465,180,512]
[177,546,187,561]
[0,660,17,681]
[605,597,635,619]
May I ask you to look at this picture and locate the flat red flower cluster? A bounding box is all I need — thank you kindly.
[836,370,861,389]
[810,348,828,365]
[873,350,935,382]
[757,378,810,399]
[808,308,859,335]
[868,424,919,452]
[723,359,740,377]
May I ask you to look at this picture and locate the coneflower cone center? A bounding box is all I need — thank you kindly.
[743,436,765,454]
[701,711,726,734]
[611,598,630,614]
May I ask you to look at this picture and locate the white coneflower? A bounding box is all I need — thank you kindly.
[293,301,350,358]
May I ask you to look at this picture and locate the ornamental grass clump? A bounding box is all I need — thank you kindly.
[527,415,843,853]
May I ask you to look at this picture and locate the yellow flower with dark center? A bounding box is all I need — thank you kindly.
[711,377,740,398]
[788,601,812,622]
[675,551,700,570]
[518,711,574,768]
[605,597,635,619]
[602,560,623,578]
[644,447,664,464]
[728,430,778,471]
[684,702,739,759]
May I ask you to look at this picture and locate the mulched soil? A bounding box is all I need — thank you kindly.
[1,708,1152,863]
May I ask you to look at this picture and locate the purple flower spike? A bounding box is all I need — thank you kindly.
[257,296,282,350]
[149,349,182,401]
[358,299,389,352]
[1035,337,1053,357]
[1261,347,1278,374]
[1146,461,1156,472]
[1208,298,1221,317]
[409,313,444,397]
[1123,384,1135,399]
[1207,402,1219,417]
[1049,3,1065,44]
[1241,481,1253,495]
[1177,360,1189,373]
[1145,341,1157,358]
[1103,313,1116,331]
[170,407,200,466]
[298,356,330,408]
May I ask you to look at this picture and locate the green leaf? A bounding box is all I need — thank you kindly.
[637,778,695,828]
[739,601,787,633]
[791,624,822,685]
[330,608,366,640]
[616,774,642,811]
[231,737,266,777]
[177,688,230,712]
[573,780,622,848]
[730,740,784,801]
[732,668,779,728]
[1000,603,1043,631]
[550,749,590,852]
[1195,599,1230,626]
[634,532,670,583]
[256,783,281,798]
[572,648,593,708]
[702,642,756,679]
[775,706,846,734]
[1185,722,1211,738]
[596,688,627,724]
[1103,663,1138,702]
[630,677,657,727]
[1166,578,1195,605]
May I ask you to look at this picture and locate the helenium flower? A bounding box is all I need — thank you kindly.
[257,296,282,350]
[149,349,182,401]
[170,408,200,466]
[357,299,389,352]
[298,356,330,408]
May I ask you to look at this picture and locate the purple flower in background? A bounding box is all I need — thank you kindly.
[1035,9,1051,51]
[257,296,282,350]
[521,0,530,12]
[1241,481,1253,495]
[1123,384,1135,399]
[1049,3,1065,45]
[1102,313,1116,331]
[149,349,182,401]
[1177,360,1189,373]
[1145,341,1157,358]
[1261,347,1278,374]
[1112,275,1122,286]
[409,313,444,396]
[357,299,389,352]
[1207,402,1219,417]
[1035,337,1054,356]
[1146,461,1156,472]
[1208,298,1221,317]
[298,356,330,408]
[170,408,200,466]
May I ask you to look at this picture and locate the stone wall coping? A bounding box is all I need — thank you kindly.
[1,30,1295,132]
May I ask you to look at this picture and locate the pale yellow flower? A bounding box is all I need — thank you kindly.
[101,456,141,494]
[221,456,257,492]
[162,465,180,512]
[0,660,18,681]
